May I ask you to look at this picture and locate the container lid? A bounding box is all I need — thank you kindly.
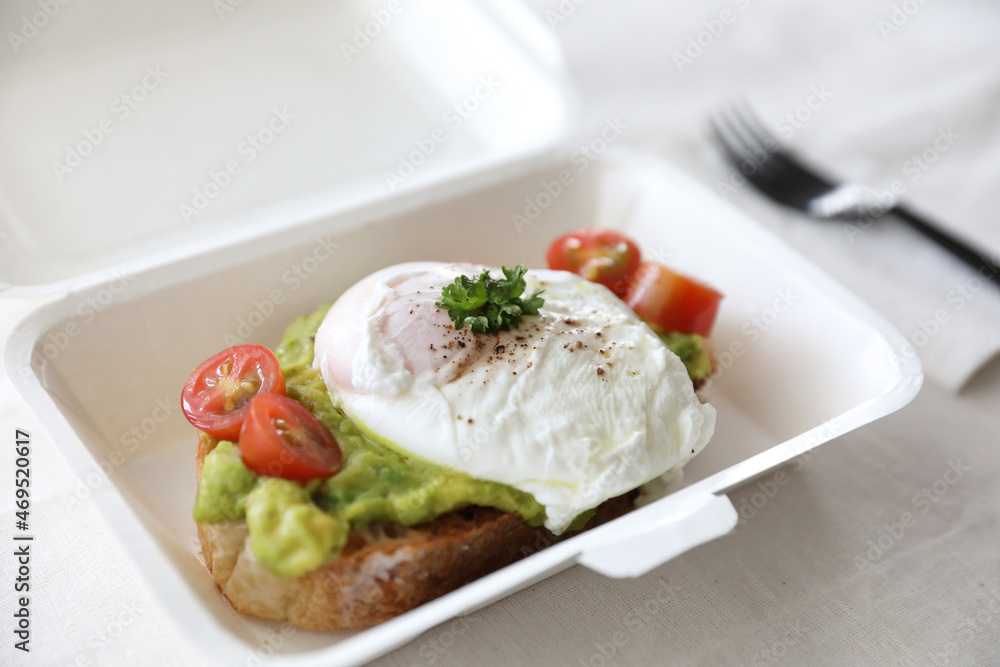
[0,0,572,296]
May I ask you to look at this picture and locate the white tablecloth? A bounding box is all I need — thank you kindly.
[4,1,1000,665]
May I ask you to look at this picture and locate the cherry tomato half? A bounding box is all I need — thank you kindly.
[546,228,642,297]
[239,393,343,481]
[181,344,286,441]
[625,262,723,337]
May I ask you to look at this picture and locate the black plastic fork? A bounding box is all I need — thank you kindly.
[710,103,999,277]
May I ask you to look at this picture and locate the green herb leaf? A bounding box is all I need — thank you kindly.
[436,265,545,334]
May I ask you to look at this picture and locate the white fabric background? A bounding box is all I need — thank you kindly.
[3,0,1000,665]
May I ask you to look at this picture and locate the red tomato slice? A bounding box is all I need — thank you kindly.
[181,344,286,441]
[625,262,723,336]
[239,393,343,481]
[546,228,641,297]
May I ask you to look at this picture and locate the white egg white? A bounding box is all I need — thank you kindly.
[313,262,715,533]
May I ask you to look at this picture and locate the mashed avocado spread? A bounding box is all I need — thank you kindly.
[193,305,711,577]
[659,332,712,381]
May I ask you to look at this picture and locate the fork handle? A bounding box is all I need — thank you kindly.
[892,204,1000,277]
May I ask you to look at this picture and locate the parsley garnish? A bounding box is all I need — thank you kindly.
[436,265,545,334]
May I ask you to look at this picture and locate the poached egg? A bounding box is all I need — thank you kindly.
[313,262,715,533]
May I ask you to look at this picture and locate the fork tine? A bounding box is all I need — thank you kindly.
[730,105,831,189]
[709,113,764,178]
[708,115,755,174]
[722,104,796,186]
[714,102,836,208]
[710,108,795,200]
[732,99,782,156]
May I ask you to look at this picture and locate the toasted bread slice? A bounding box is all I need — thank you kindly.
[195,432,634,629]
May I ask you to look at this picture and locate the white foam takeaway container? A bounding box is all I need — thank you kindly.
[1,0,922,665]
